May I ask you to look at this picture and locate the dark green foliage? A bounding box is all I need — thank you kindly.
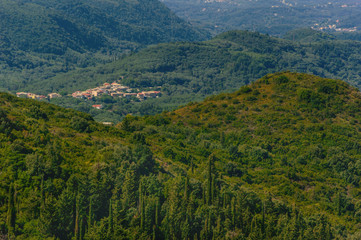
[224,162,243,177]
[275,76,290,84]
[71,116,90,133]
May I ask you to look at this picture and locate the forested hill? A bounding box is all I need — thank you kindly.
[0,0,207,53]
[2,72,361,239]
[43,30,361,94]
[0,0,209,91]
[39,30,361,121]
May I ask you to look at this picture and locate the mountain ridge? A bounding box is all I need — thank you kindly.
[33,30,361,122]
[0,0,210,95]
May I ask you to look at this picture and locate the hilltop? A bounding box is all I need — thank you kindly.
[2,72,361,239]
[126,72,361,237]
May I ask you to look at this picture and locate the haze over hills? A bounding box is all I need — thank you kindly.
[0,0,209,91]
[2,72,361,239]
[161,0,361,37]
[32,30,361,122]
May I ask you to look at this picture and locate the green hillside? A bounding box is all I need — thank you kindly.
[0,0,209,91]
[38,30,361,122]
[2,72,361,239]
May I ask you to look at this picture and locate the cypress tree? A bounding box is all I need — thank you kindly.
[152,225,156,240]
[207,213,212,240]
[231,197,236,230]
[262,200,265,236]
[190,157,194,173]
[108,199,113,238]
[184,177,189,202]
[220,132,225,146]
[208,160,212,205]
[223,193,226,209]
[74,193,80,240]
[40,175,45,205]
[139,181,145,230]
[207,154,215,205]
[40,176,45,219]
[121,115,132,131]
[7,184,16,236]
[202,186,206,205]
[79,216,83,240]
[155,197,160,227]
[337,192,342,216]
[211,176,216,204]
[88,196,93,230]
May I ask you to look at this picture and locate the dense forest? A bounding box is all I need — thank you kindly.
[32,30,361,122]
[0,0,209,92]
[2,72,361,239]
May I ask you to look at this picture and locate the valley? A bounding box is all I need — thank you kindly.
[29,30,361,123]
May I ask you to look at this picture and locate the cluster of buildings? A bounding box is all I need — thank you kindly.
[72,82,161,101]
[313,19,358,33]
[16,92,61,100]
[313,24,357,33]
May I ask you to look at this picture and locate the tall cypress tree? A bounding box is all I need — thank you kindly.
[7,184,16,236]
[262,200,265,237]
[155,197,160,227]
[207,154,216,205]
[139,181,145,230]
[40,176,45,219]
[337,192,342,216]
[190,156,194,173]
[211,176,216,205]
[108,199,113,238]
[88,196,93,231]
[231,197,236,230]
[184,177,189,202]
[74,193,80,240]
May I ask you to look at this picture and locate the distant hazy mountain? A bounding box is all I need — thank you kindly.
[161,0,361,36]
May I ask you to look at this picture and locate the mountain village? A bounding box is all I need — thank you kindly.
[16,82,162,109]
[16,92,61,100]
[71,82,161,101]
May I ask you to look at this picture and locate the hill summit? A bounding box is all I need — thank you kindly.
[2,72,361,239]
[125,72,361,237]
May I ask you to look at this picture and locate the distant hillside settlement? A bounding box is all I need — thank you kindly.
[15,82,162,104]
[71,82,161,101]
[16,92,61,100]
